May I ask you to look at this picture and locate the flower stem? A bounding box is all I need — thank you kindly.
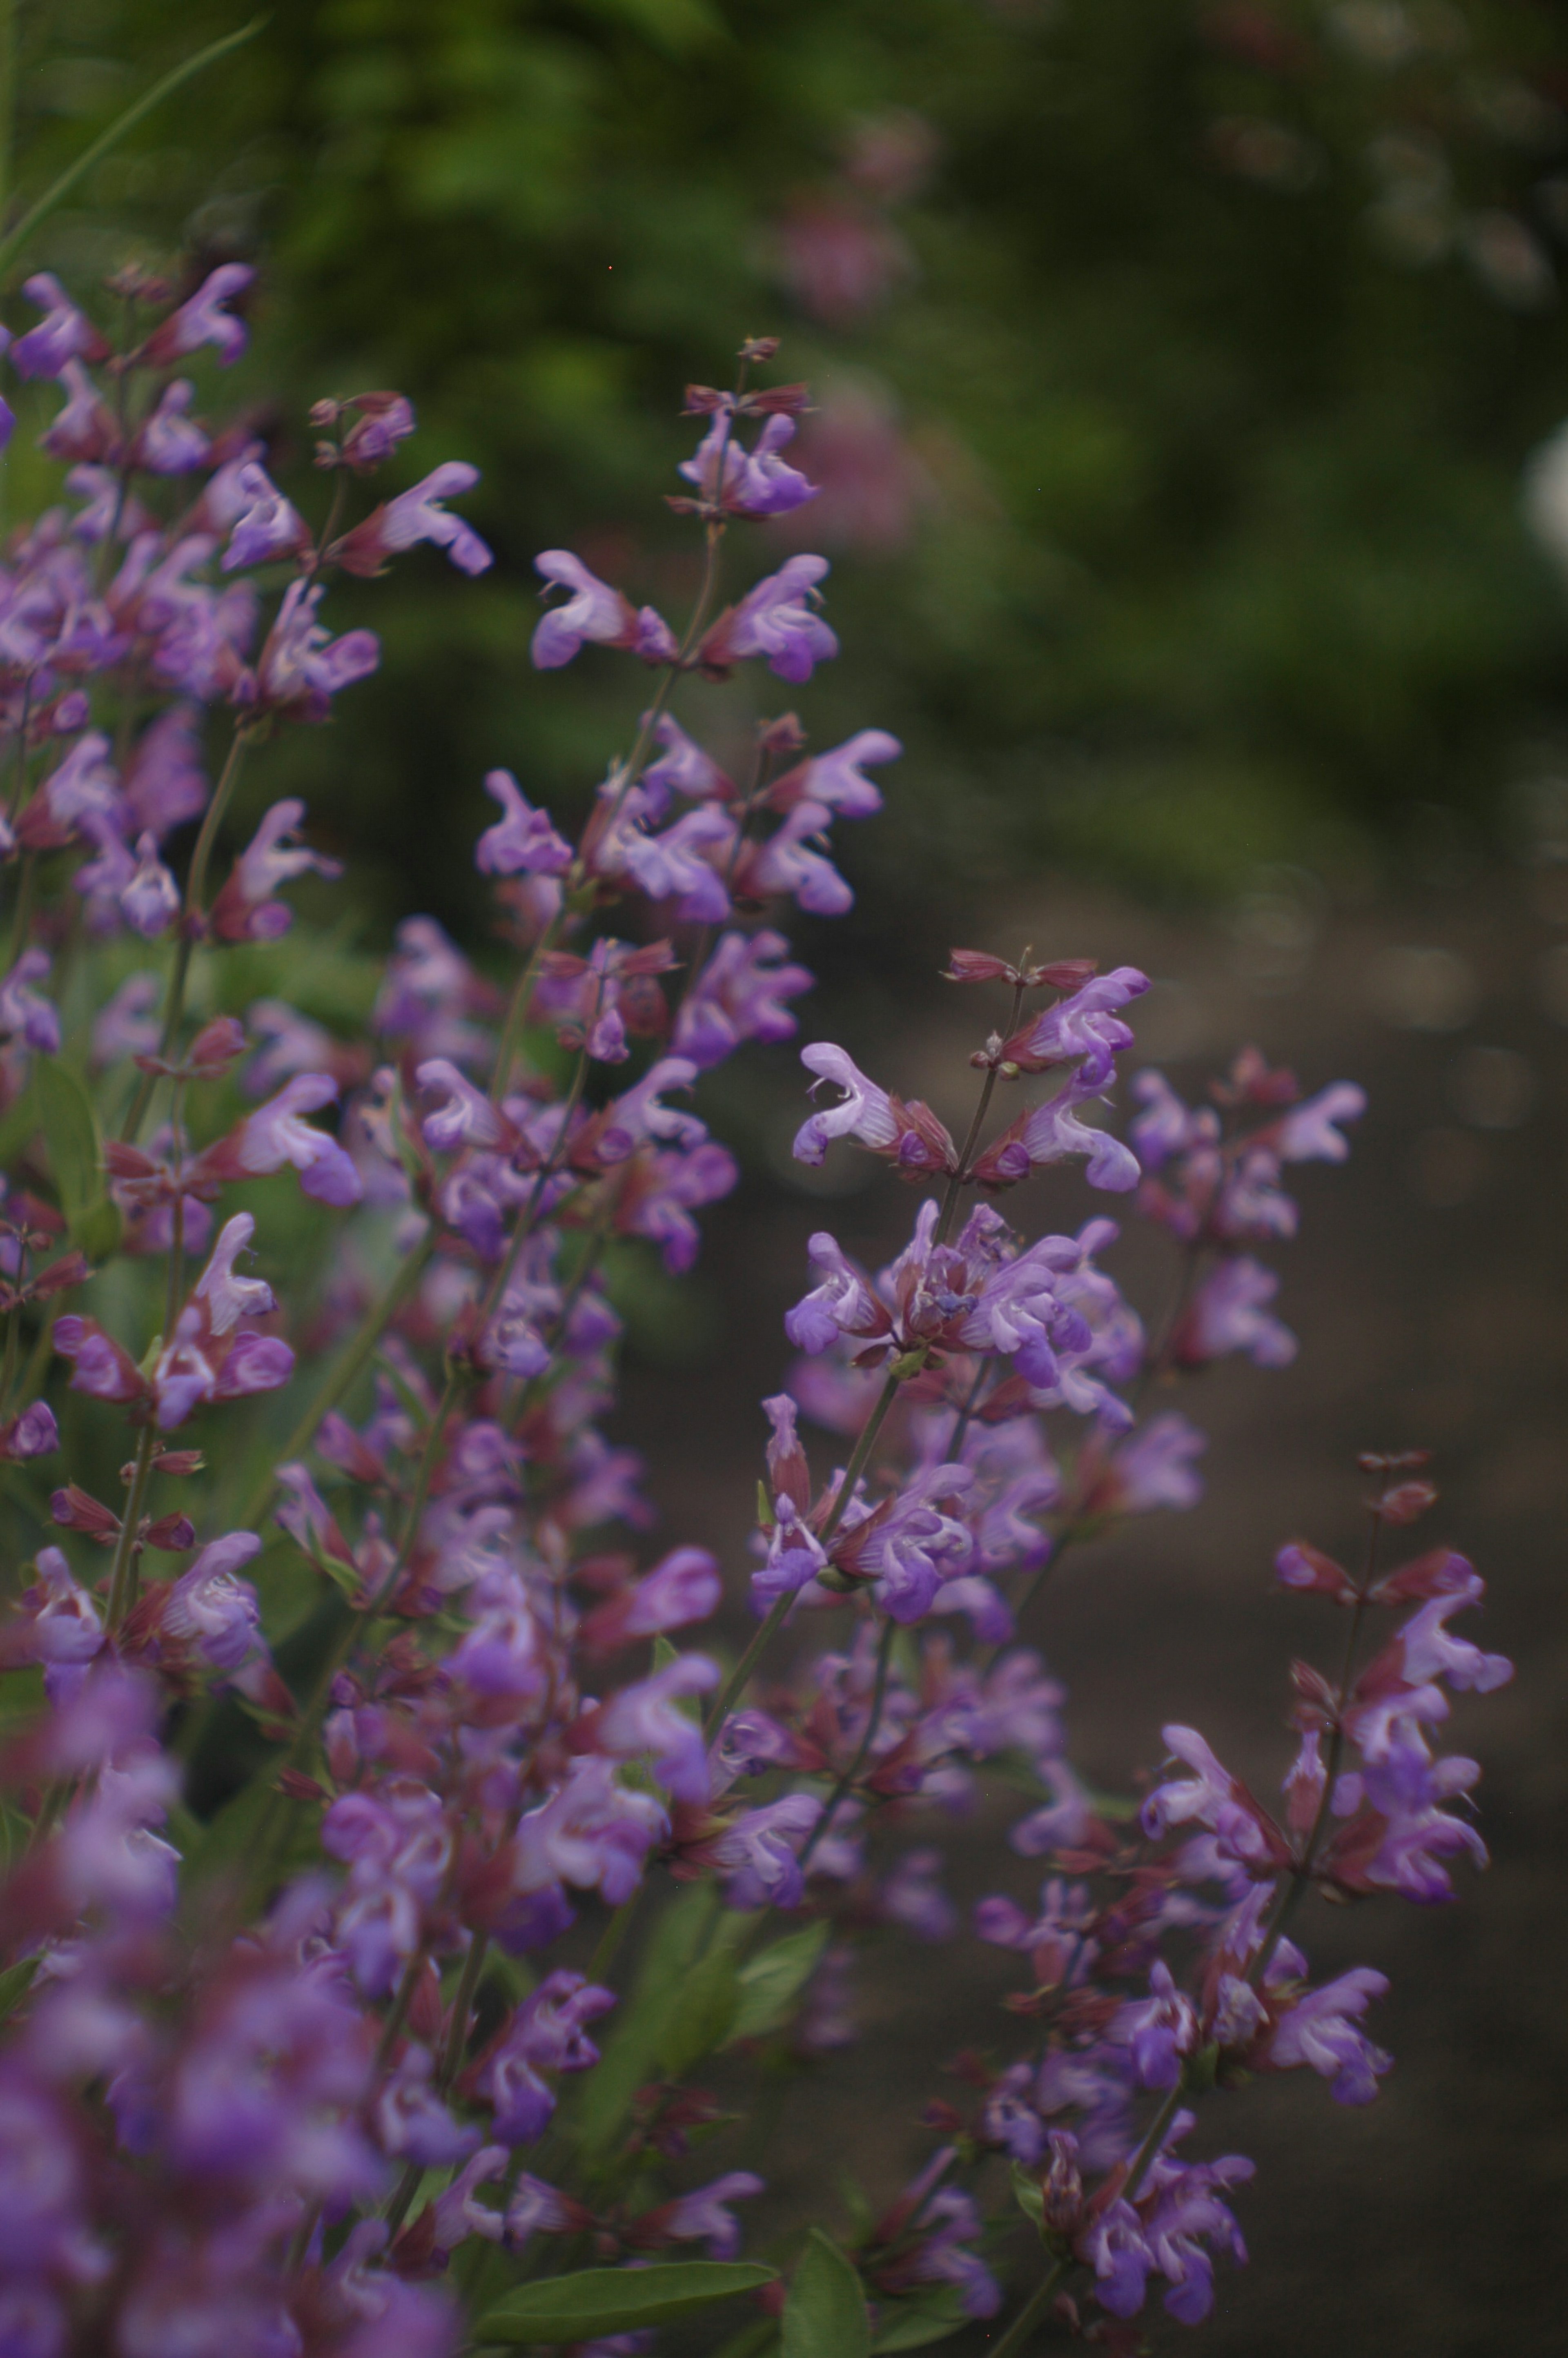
[438,1932,490,2094]
[986,2256,1068,2358]
[796,1612,897,1873]
[934,980,1026,1247]
[120,723,253,1144]
[105,1423,157,1631]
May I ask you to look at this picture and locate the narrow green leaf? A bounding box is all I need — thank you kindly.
[659,1935,741,2079]
[478,2260,776,2344]
[0,20,268,280]
[1011,2160,1045,2235]
[32,1058,98,1224]
[782,2229,871,2358]
[729,1917,831,2044]
[0,1955,38,2028]
[572,1882,717,2157]
[869,2288,971,2351]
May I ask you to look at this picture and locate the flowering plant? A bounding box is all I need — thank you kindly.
[0,282,1510,2358]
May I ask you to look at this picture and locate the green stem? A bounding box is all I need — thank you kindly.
[232,1222,436,1527]
[701,1590,793,1745]
[438,1932,489,2094]
[933,979,1025,1247]
[6,849,34,971]
[0,20,267,281]
[105,1423,158,1630]
[585,1888,643,1986]
[986,2257,1068,2358]
[796,1612,896,1872]
[120,724,254,1144]
[820,1367,901,1546]
[372,1946,428,2077]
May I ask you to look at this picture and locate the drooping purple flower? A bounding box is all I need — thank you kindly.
[706,1792,824,1910]
[791,726,900,815]
[138,263,255,368]
[635,2171,766,2258]
[241,579,380,723]
[38,358,118,461]
[793,1042,897,1164]
[1007,966,1149,1085]
[1114,1961,1200,2090]
[1174,1255,1296,1369]
[0,950,60,1052]
[530,550,672,669]
[11,274,110,377]
[375,2043,482,2167]
[580,1653,718,1804]
[673,930,813,1069]
[92,973,162,1067]
[475,769,573,876]
[741,801,853,914]
[1265,1969,1392,2104]
[131,379,211,475]
[579,1547,722,1656]
[161,1533,265,1673]
[338,390,417,470]
[1276,1081,1367,1162]
[118,835,181,937]
[122,706,207,839]
[206,1071,363,1205]
[512,1755,668,1905]
[641,713,733,808]
[220,461,314,570]
[209,798,343,941]
[718,553,838,681]
[330,462,493,578]
[477,1970,617,2144]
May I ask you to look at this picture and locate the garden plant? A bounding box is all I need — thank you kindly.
[0,245,1513,2356]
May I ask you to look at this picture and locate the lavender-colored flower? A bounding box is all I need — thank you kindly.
[11,274,110,376]
[637,2171,765,2257]
[512,1755,668,1905]
[2,1400,59,1461]
[221,461,313,570]
[708,1792,824,1910]
[679,409,818,517]
[1265,1970,1392,2103]
[0,949,61,1052]
[375,2042,482,2166]
[242,578,380,723]
[209,798,343,942]
[579,1546,722,1655]
[161,1532,265,1673]
[1093,1412,1207,1516]
[582,1653,718,1803]
[138,263,255,367]
[479,1970,617,2144]
[1115,1960,1200,2090]
[331,463,493,578]
[1175,1254,1296,1369]
[118,835,180,937]
[743,800,854,914]
[216,1071,363,1205]
[92,973,162,1067]
[641,713,732,808]
[339,390,417,469]
[1277,1081,1367,1162]
[475,769,573,876]
[38,358,118,461]
[793,1042,897,1164]
[1008,966,1149,1084]
[531,550,650,668]
[793,726,900,815]
[131,379,211,475]
[1141,1725,1289,1874]
[712,554,838,682]
[673,930,813,1069]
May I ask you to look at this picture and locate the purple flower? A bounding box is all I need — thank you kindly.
[531,550,650,668]
[674,930,813,1070]
[1093,1412,1207,1516]
[679,409,818,517]
[1114,1961,1200,2090]
[512,1756,668,1904]
[743,801,853,913]
[213,1071,363,1205]
[221,461,313,570]
[242,579,380,723]
[1265,1969,1392,2104]
[479,1971,617,2144]
[0,949,60,1052]
[794,727,900,815]
[339,390,417,470]
[139,263,255,367]
[1009,966,1149,1084]
[641,713,733,808]
[705,555,838,683]
[635,2171,765,2258]
[131,379,211,475]
[376,2043,482,2166]
[581,1653,718,1803]
[209,798,343,941]
[1175,1255,1296,1369]
[161,1532,265,1672]
[2,1400,59,1461]
[11,274,110,377]
[118,835,181,937]
[579,1546,722,1655]
[475,769,573,875]
[91,974,160,1068]
[428,2146,507,2254]
[39,358,118,461]
[1141,1724,1289,1873]
[793,1042,897,1164]
[331,462,493,578]
[708,1793,824,1910]
[1277,1081,1367,1162]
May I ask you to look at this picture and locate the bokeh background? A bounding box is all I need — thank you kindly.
[7,2,1567,2349]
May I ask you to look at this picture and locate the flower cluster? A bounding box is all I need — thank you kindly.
[0,300,1507,2358]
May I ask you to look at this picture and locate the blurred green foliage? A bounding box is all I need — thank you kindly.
[8,0,1568,927]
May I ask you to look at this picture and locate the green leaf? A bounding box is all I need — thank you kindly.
[572,1883,718,2158]
[659,1935,741,2079]
[478,2260,776,2343]
[0,1955,39,2028]
[31,1059,119,1258]
[869,2288,972,2351]
[729,1918,831,2044]
[782,2229,871,2358]
[1011,2161,1045,2235]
